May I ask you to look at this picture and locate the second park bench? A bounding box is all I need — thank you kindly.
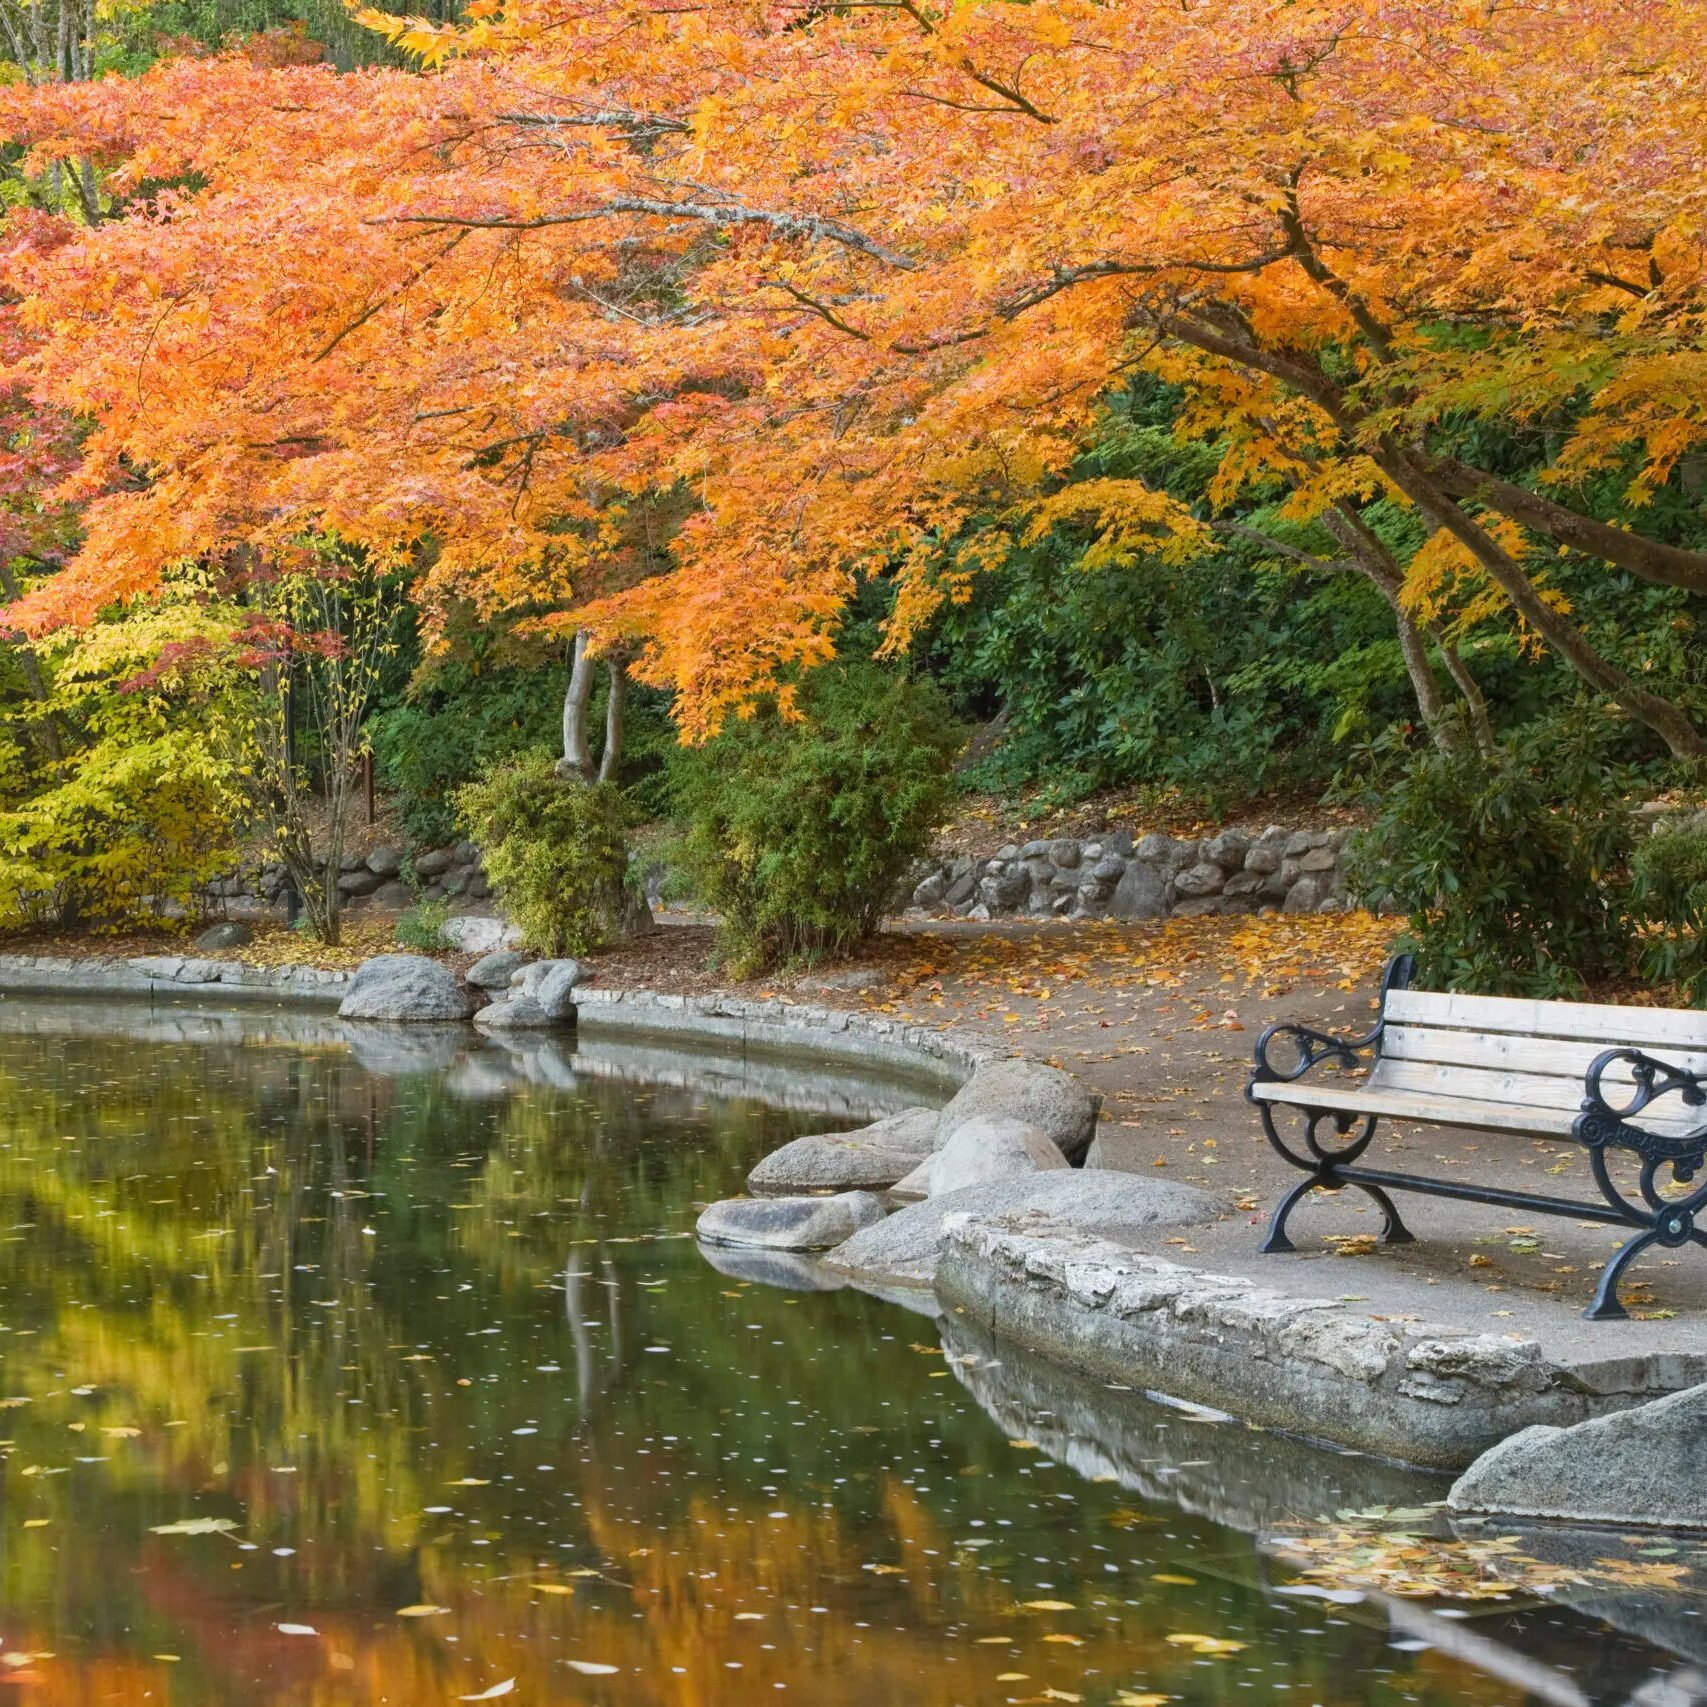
[1245,956,1707,1320]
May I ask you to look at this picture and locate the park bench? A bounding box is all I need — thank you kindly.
[1246,955,1707,1320]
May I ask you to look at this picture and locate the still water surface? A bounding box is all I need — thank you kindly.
[0,1002,1689,1704]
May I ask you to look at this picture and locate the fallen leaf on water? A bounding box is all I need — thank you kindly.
[1164,1633,1247,1656]
[447,1478,491,1487]
[996,1675,1028,1683]
[974,1636,1014,1645]
[459,1681,517,1700]
[869,1564,906,1576]
[534,1585,576,1596]
[1151,1574,1196,1585]
[1115,1696,1171,1706]
[22,1519,47,1529]
[566,1661,618,1676]
[101,1427,141,1439]
[1021,1600,1074,1611]
[396,1605,450,1618]
[1042,1633,1083,1645]
[150,1518,237,1536]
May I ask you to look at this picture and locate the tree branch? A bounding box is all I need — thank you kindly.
[1419,454,1707,596]
[382,197,918,270]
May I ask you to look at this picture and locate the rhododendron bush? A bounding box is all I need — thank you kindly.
[0,0,1703,759]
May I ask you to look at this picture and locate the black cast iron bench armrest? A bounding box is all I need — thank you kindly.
[1247,954,1413,1095]
[1579,1047,1707,1129]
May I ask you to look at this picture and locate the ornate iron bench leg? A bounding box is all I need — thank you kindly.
[1259,1173,1415,1254]
[1586,1230,1653,1322]
[1356,1180,1416,1246]
[1258,1175,1322,1254]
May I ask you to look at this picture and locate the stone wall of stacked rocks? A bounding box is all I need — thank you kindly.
[904,824,1359,922]
[204,840,491,914]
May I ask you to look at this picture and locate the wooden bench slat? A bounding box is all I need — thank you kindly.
[1386,987,1707,1049]
[1250,1077,1577,1135]
[1380,1024,1707,1082]
[1369,1056,1705,1134]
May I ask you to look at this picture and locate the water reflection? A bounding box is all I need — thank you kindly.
[0,1002,1683,1704]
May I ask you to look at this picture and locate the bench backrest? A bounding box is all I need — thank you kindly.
[1372,987,1707,1137]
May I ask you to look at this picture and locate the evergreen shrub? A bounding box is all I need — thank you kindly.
[1631,826,1707,1006]
[672,663,963,974]
[1342,719,1639,997]
[454,751,631,956]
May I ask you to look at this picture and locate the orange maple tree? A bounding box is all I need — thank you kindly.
[3,0,1707,746]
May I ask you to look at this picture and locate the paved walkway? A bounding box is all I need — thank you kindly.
[592,910,1707,1341]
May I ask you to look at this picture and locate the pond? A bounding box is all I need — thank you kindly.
[0,999,1691,1705]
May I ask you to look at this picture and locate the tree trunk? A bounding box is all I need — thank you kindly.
[597,658,627,784]
[1319,504,1461,755]
[1428,626,1497,759]
[560,631,597,781]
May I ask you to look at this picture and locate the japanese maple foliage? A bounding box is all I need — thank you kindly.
[3,0,1707,744]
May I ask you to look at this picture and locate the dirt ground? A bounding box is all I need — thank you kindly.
[590,911,1707,1332]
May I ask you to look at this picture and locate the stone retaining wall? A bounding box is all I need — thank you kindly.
[906,825,1358,922]
[0,953,351,1006]
[207,840,489,914]
[935,1213,1696,1469]
[572,987,1007,1091]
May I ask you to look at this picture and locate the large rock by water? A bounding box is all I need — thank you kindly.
[467,950,530,990]
[472,993,555,1030]
[1449,1382,1707,1528]
[532,959,591,1021]
[696,1192,886,1251]
[338,954,471,1022]
[824,1171,1216,1285]
[746,1106,938,1196]
[927,1116,1068,1195]
[934,1059,1098,1164]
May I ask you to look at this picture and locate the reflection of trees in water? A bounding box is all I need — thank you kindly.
[0,1029,1623,1706]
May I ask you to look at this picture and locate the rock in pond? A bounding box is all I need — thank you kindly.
[696,1191,886,1251]
[194,921,252,951]
[467,949,530,990]
[531,959,591,1021]
[823,1171,1216,1286]
[472,993,556,1030]
[338,954,472,1022]
[934,1058,1099,1165]
[928,1116,1068,1195]
[1449,1382,1707,1528]
[746,1106,938,1196]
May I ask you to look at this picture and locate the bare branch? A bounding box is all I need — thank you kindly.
[381,196,918,270]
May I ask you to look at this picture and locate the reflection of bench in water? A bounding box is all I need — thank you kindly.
[1248,955,1707,1319]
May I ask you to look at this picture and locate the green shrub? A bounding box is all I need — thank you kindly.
[1631,826,1707,1006]
[672,663,963,974]
[1341,718,1639,997]
[394,896,451,951]
[454,751,631,956]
